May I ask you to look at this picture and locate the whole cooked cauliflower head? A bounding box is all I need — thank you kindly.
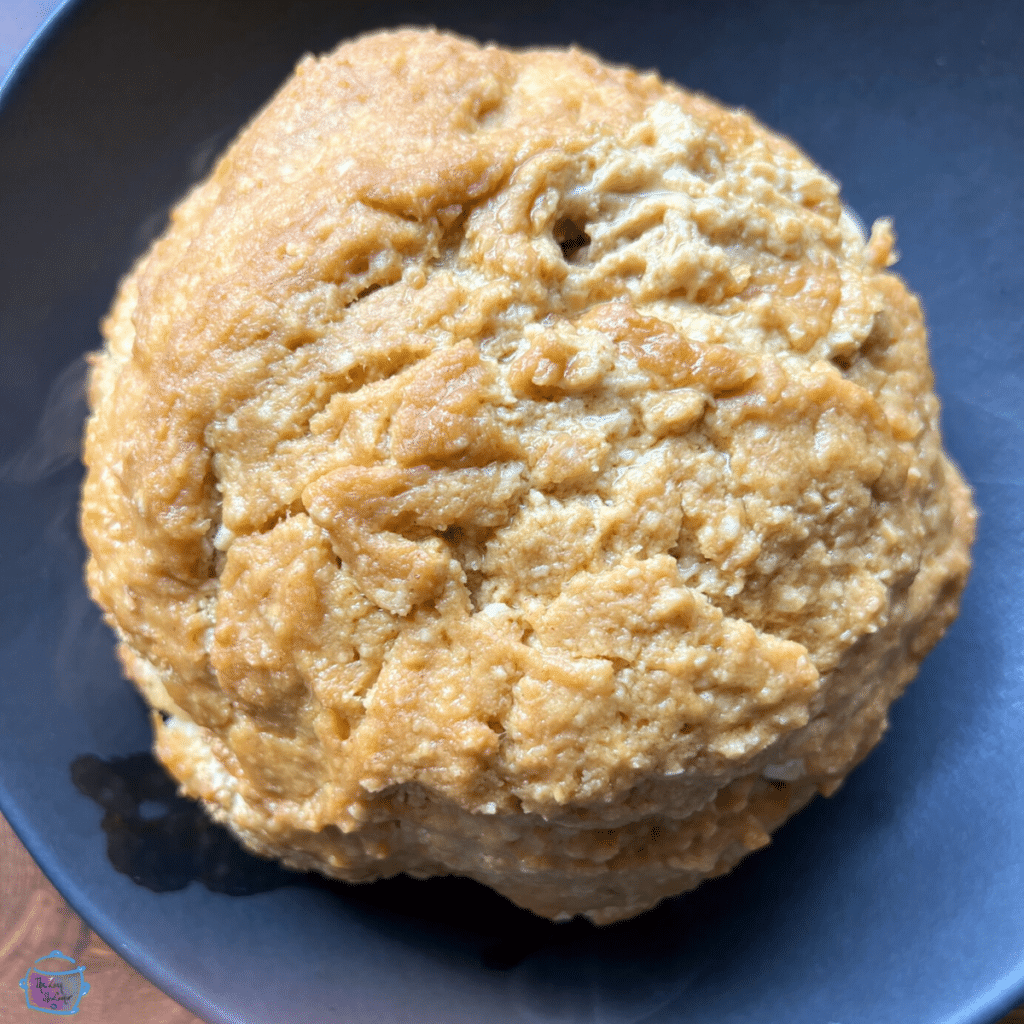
[81,28,975,923]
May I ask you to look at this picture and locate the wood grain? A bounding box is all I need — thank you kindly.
[0,811,204,1023]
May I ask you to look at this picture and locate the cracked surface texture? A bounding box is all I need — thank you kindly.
[80,28,976,923]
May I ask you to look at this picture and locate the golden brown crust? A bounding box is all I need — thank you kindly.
[81,28,975,922]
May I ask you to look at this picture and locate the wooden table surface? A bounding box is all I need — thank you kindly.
[1,811,203,1023]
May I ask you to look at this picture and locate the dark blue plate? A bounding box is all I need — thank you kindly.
[1,2,1021,1022]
